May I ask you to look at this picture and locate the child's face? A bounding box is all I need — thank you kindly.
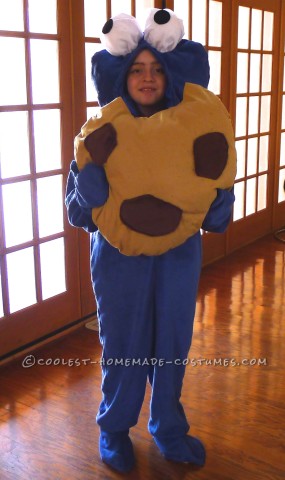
[126,49,166,116]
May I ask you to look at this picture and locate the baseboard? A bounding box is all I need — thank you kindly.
[0,312,97,368]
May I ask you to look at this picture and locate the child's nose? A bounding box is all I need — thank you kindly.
[143,68,155,81]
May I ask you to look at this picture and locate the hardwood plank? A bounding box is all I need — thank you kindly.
[0,234,284,480]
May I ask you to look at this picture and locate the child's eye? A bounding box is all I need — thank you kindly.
[155,67,164,75]
[128,65,165,77]
[129,67,143,75]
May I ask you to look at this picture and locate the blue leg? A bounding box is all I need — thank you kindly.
[91,233,156,471]
[149,233,206,465]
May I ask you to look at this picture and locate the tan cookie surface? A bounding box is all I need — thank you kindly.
[75,83,236,256]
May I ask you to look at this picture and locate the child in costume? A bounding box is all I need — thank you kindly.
[65,9,236,474]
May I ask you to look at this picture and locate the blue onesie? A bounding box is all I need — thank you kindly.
[65,9,235,474]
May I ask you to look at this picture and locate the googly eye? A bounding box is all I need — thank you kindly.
[100,13,143,56]
[144,8,184,53]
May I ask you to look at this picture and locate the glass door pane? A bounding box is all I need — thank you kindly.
[84,0,107,38]
[28,0,57,33]
[0,112,30,178]
[33,109,62,171]
[37,176,64,238]
[2,182,34,248]
[111,0,132,17]
[0,0,24,30]
[40,238,66,300]
[209,0,222,48]
[6,248,37,313]
[135,0,155,27]
[30,39,60,104]
[192,0,206,45]
[0,38,27,105]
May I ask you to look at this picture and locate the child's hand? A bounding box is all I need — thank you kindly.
[75,162,109,208]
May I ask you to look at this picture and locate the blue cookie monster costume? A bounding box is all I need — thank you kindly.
[65,8,235,473]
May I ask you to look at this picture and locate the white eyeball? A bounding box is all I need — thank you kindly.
[144,8,184,53]
[100,13,143,56]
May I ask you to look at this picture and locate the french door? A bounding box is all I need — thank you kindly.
[0,0,89,358]
[229,0,285,251]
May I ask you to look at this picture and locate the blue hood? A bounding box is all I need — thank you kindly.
[91,37,210,116]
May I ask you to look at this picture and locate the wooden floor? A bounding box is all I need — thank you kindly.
[0,234,284,480]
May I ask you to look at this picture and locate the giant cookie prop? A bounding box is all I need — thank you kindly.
[75,82,236,256]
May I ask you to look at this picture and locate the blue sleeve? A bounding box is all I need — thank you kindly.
[202,188,235,233]
[65,160,109,232]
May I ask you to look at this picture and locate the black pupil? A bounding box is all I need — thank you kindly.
[154,10,171,25]
[102,18,113,34]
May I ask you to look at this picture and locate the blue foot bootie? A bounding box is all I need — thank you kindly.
[153,434,206,465]
[99,430,135,473]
